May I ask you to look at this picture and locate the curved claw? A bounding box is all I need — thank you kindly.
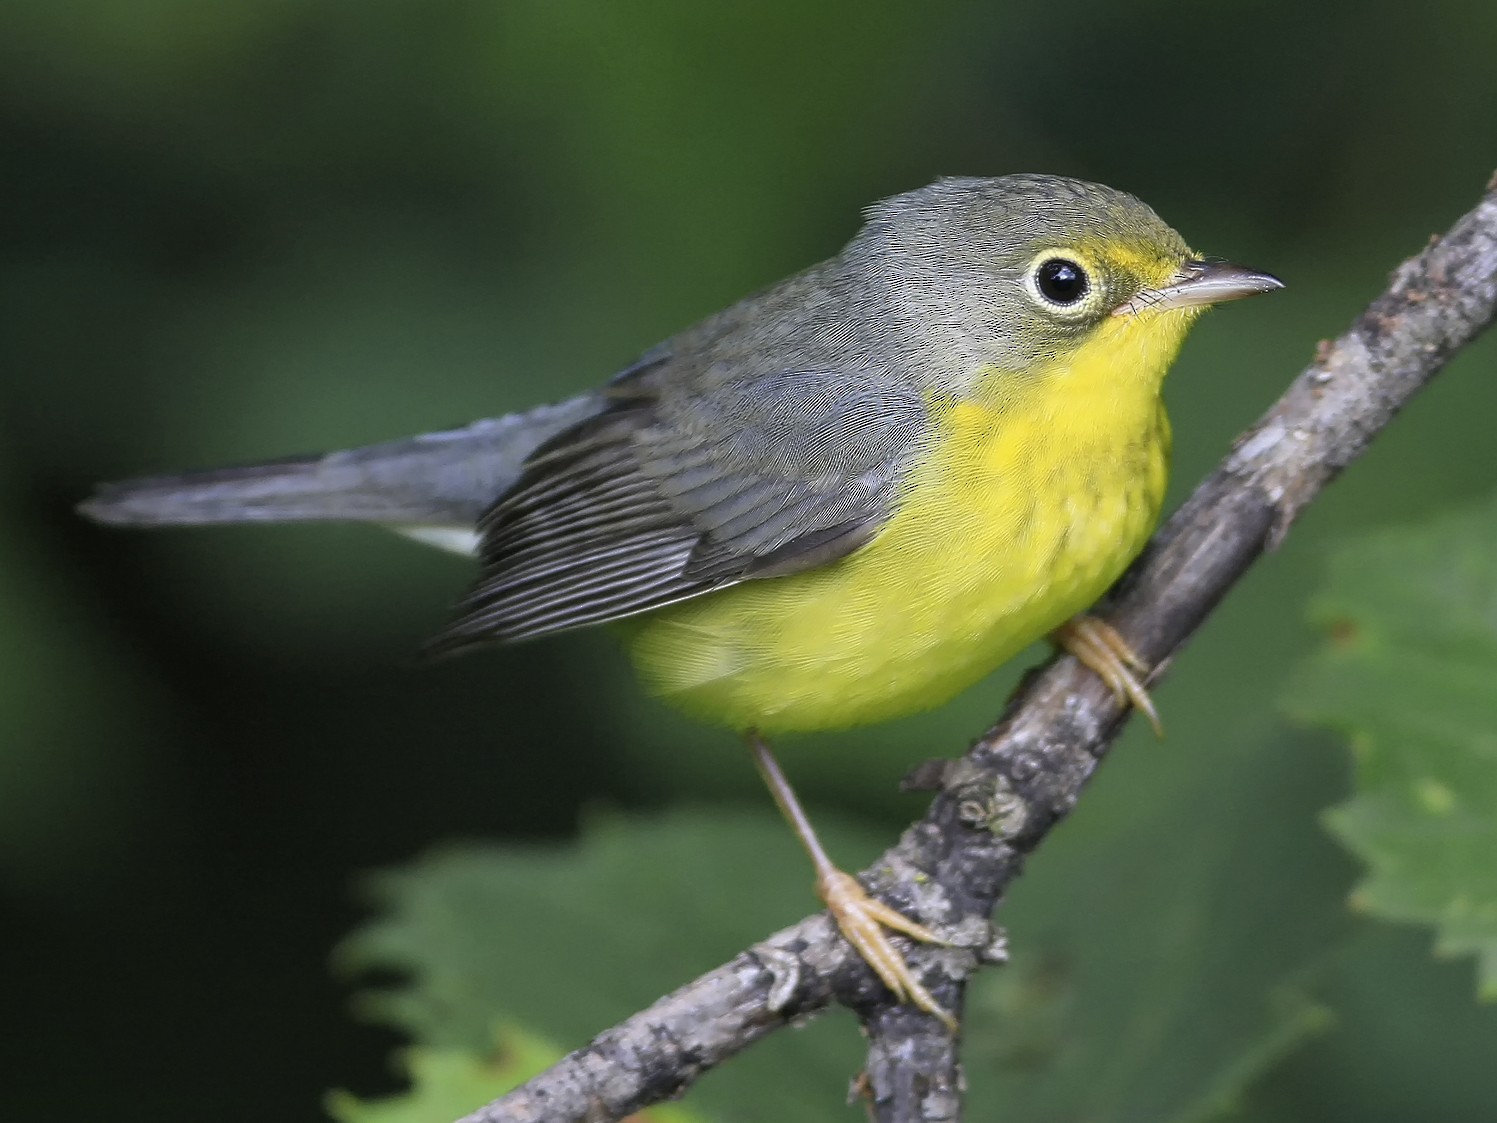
[818,867,957,1032]
[1053,615,1162,736]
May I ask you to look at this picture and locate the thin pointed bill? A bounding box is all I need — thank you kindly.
[1113,260,1285,316]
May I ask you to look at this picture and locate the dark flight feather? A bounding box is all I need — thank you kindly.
[429,363,927,652]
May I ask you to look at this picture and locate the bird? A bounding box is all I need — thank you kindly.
[81,173,1283,1028]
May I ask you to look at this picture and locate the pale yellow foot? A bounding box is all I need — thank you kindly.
[1053,615,1162,736]
[816,865,956,1031]
[748,733,958,1031]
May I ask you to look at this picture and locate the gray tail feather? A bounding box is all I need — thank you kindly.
[80,393,604,529]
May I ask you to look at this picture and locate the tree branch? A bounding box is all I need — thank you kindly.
[457,176,1497,1123]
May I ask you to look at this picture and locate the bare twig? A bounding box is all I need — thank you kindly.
[458,177,1497,1123]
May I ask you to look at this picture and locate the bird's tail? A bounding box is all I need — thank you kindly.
[79,393,603,551]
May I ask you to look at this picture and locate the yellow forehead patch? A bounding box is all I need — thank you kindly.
[1077,236,1187,290]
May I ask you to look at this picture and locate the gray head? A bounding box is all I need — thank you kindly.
[843,174,1276,379]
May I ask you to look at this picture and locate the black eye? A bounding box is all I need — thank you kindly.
[1035,258,1089,305]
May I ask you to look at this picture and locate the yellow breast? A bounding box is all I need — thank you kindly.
[629,312,1188,733]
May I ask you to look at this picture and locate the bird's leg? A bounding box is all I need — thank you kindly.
[746,731,956,1030]
[1052,614,1162,735]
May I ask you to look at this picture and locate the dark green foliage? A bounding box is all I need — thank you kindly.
[1292,493,1497,996]
[6,2,1497,1120]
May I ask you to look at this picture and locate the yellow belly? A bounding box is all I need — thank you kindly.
[628,380,1171,734]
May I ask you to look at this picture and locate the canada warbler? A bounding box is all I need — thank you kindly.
[82,174,1282,1027]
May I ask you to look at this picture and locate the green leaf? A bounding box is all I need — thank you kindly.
[328,1024,707,1123]
[1290,493,1497,996]
[339,808,882,1123]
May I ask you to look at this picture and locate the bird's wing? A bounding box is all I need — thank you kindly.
[429,362,927,649]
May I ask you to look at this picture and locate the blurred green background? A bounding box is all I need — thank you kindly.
[4,2,1497,1121]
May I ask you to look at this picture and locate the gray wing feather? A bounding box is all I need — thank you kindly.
[653,370,922,579]
[430,365,926,650]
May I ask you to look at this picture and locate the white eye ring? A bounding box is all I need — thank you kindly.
[1023,249,1104,319]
